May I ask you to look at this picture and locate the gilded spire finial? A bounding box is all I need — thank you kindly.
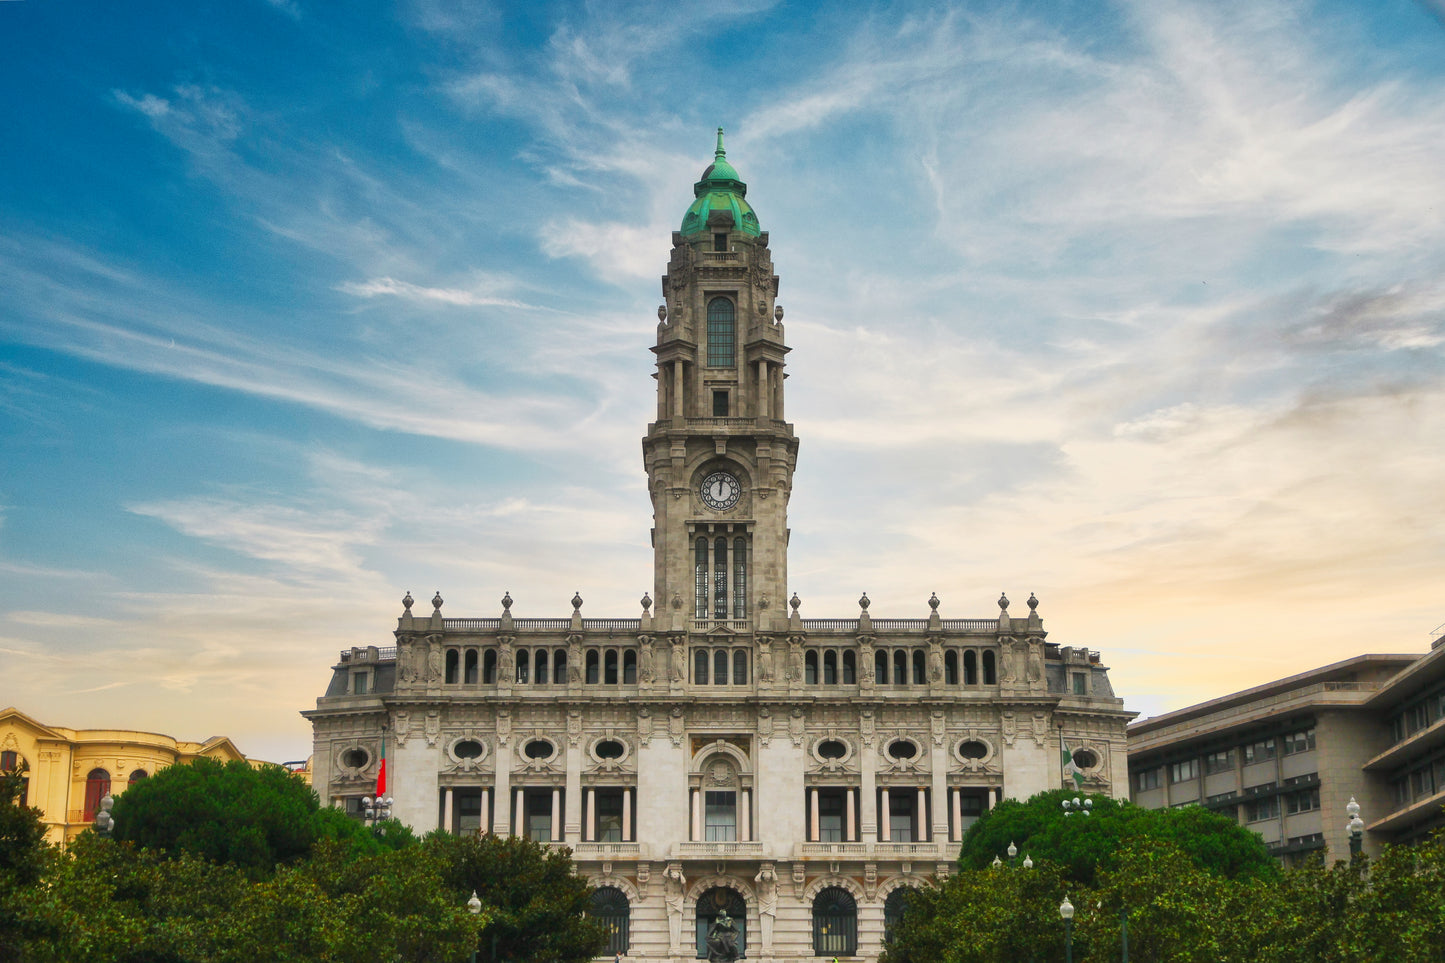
[716,127,725,158]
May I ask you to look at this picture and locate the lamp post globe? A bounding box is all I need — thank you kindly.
[1060,896,1075,963]
[467,891,482,963]
[1346,796,1365,858]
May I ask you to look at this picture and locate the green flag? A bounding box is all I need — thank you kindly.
[1061,736,1084,789]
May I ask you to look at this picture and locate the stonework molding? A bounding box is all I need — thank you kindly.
[800,873,865,904]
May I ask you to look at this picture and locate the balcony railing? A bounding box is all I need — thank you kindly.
[673,841,766,858]
[693,619,751,633]
[569,841,647,860]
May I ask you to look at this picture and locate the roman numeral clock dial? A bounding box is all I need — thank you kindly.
[700,471,741,512]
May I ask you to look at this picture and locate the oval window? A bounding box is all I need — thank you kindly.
[1072,748,1099,769]
[958,740,988,759]
[887,739,918,761]
[454,739,484,759]
[341,748,369,769]
[524,739,554,760]
[595,740,625,760]
[818,739,847,760]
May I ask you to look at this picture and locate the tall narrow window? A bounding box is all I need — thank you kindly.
[842,651,856,684]
[713,390,729,416]
[805,650,819,685]
[516,652,530,684]
[706,298,735,367]
[704,790,737,841]
[592,886,631,957]
[913,650,927,685]
[84,769,111,822]
[713,538,728,619]
[812,888,858,957]
[875,651,889,685]
[732,537,747,618]
[553,650,567,684]
[623,650,638,684]
[713,232,728,252]
[586,650,600,684]
[963,650,977,685]
[733,650,748,685]
[483,650,497,684]
[695,649,710,685]
[982,650,997,685]
[464,650,479,684]
[893,650,907,686]
[445,649,459,684]
[714,650,729,686]
[535,649,549,685]
[944,651,958,685]
[823,650,838,685]
[695,538,709,619]
[605,650,619,685]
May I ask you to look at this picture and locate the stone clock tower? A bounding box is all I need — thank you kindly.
[644,130,798,634]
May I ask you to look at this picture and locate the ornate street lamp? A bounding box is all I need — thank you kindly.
[1063,793,1126,961]
[467,890,482,963]
[1347,796,1365,858]
[362,794,393,831]
[1059,895,1075,963]
[93,794,115,837]
[1061,796,1092,817]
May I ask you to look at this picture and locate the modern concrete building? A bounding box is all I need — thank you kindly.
[1127,634,1445,864]
[0,706,252,845]
[304,131,1134,962]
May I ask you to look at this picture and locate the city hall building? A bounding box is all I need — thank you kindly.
[304,132,1133,961]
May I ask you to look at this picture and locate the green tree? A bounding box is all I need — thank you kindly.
[110,758,378,876]
[958,789,1276,886]
[429,832,606,963]
[0,772,56,962]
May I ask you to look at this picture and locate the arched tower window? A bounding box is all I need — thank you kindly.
[945,650,959,685]
[605,649,619,685]
[805,650,819,685]
[893,650,907,686]
[695,537,709,619]
[842,650,856,684]
[983,650,997,685]
[964,649,978,685]
[713,537,728,619]
[913,650,927,685]
[733,649,748,685]
[482,649,497,683]
[445,649,459,684]
[884,886,918,945]
[706,297,735,367]
[592,886,631,956]
[695,886,747,959]
[535,649,549,685]
[586,649,600,684]
[464,649,479,684]
[553,649,567,684]
[812,886,858,956]
[623,650,638,684]
[875,650,889,685]
[695,649,710,685]
[732,536,747,618]
[129,769,148,783]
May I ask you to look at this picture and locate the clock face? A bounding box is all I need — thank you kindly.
[699,471,742,511]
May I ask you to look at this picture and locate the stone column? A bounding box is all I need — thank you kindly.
[861,733,878,840]
[740,789,751,842]
[691,788,702,841]
[442,787,454,835]
[809,788,820,842]
[622,789,632,842]
[846,788,857,841]
[513,789,524,838]
[917,787,928,842]
[952,788,963,842]
[564,739,582,842]
[550,788,561,842]
[479,789,489,836]
[931,738,949,843]
[880,788,891,842]
[585,788,595,842]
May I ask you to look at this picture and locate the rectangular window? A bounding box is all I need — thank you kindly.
[887,792,916,842]
[1206,791,1237,805]
[526,791,554,842]
[1134,767,1161,792]
[352,671,368,695]
[704,790,737,841]
[1204,750,1236,775]
[1169,759,1198,783]
[1284,787,1320,815]
[1245,796,1279,822]
[595,789,625,842]
[712,390,729,416]
[1244,738,1277,764]
[817,789,846,842]
[1072,673,1087,695]
[454,788,483,834]
[1282,729,1316,755]
[713,232,727,252]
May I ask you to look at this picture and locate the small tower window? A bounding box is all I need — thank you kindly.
[707,298,735,367]
[695,537,709,619]
[714,232,728,252]
[713,390,729,417]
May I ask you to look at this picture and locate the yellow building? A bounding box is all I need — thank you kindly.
[0,706,251,844]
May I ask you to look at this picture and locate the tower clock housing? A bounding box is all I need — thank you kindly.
[643,129,799,633]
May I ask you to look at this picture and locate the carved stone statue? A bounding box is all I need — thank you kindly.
[754,863,778,922]
[664,864,687,951]
[1026,640,1045,685]
[639,636,656,684]
[427,641,444,684]
[670,637,687,684]
[757,636,774,683]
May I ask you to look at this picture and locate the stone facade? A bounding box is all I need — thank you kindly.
[304,132,1133,962]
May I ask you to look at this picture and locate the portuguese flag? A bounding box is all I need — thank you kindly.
[376,730,387,797]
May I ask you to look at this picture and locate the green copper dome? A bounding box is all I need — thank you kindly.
[680,128,761,238]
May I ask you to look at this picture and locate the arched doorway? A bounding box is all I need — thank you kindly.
[695,886,746,959]
[591,885,630,956]
[84,768,111,821]
[884,885,919,945]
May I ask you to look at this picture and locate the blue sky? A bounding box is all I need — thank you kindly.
[2,0,1443,762]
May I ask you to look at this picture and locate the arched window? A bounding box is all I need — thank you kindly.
[586,649,600,684]
[592,886,631,956]
[893,650,907,686]
[875,650,889,685]
[964,650,978,685]
[553,649,567,684]
[695,649,710,685]
[842,650,856,684]
[733,649,748,685]
[516,651,530,684]
[713,538,728,619]
[714,650,729,686]
[706,298,736,368]
[129,769,148,783]
[535,649,549,686]
[945,650,959,685]
[695,887,747,959]
[483,650,497,684]
[884,886,918,945]
[812,886,858,956]
[732,537,747,618]
[2,752,29,806]
[445,649,459,684]
[84,768,111,822]
[913,650,927,685]
[464,649,479,684]
[605,649,619,685]
[823,650,837,685]
[982,650,997,685]
[695,537,709,619]
[623,650,638,684]
[805,650,819,685]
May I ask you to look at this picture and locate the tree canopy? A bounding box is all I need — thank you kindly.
[957,788,1277,885]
